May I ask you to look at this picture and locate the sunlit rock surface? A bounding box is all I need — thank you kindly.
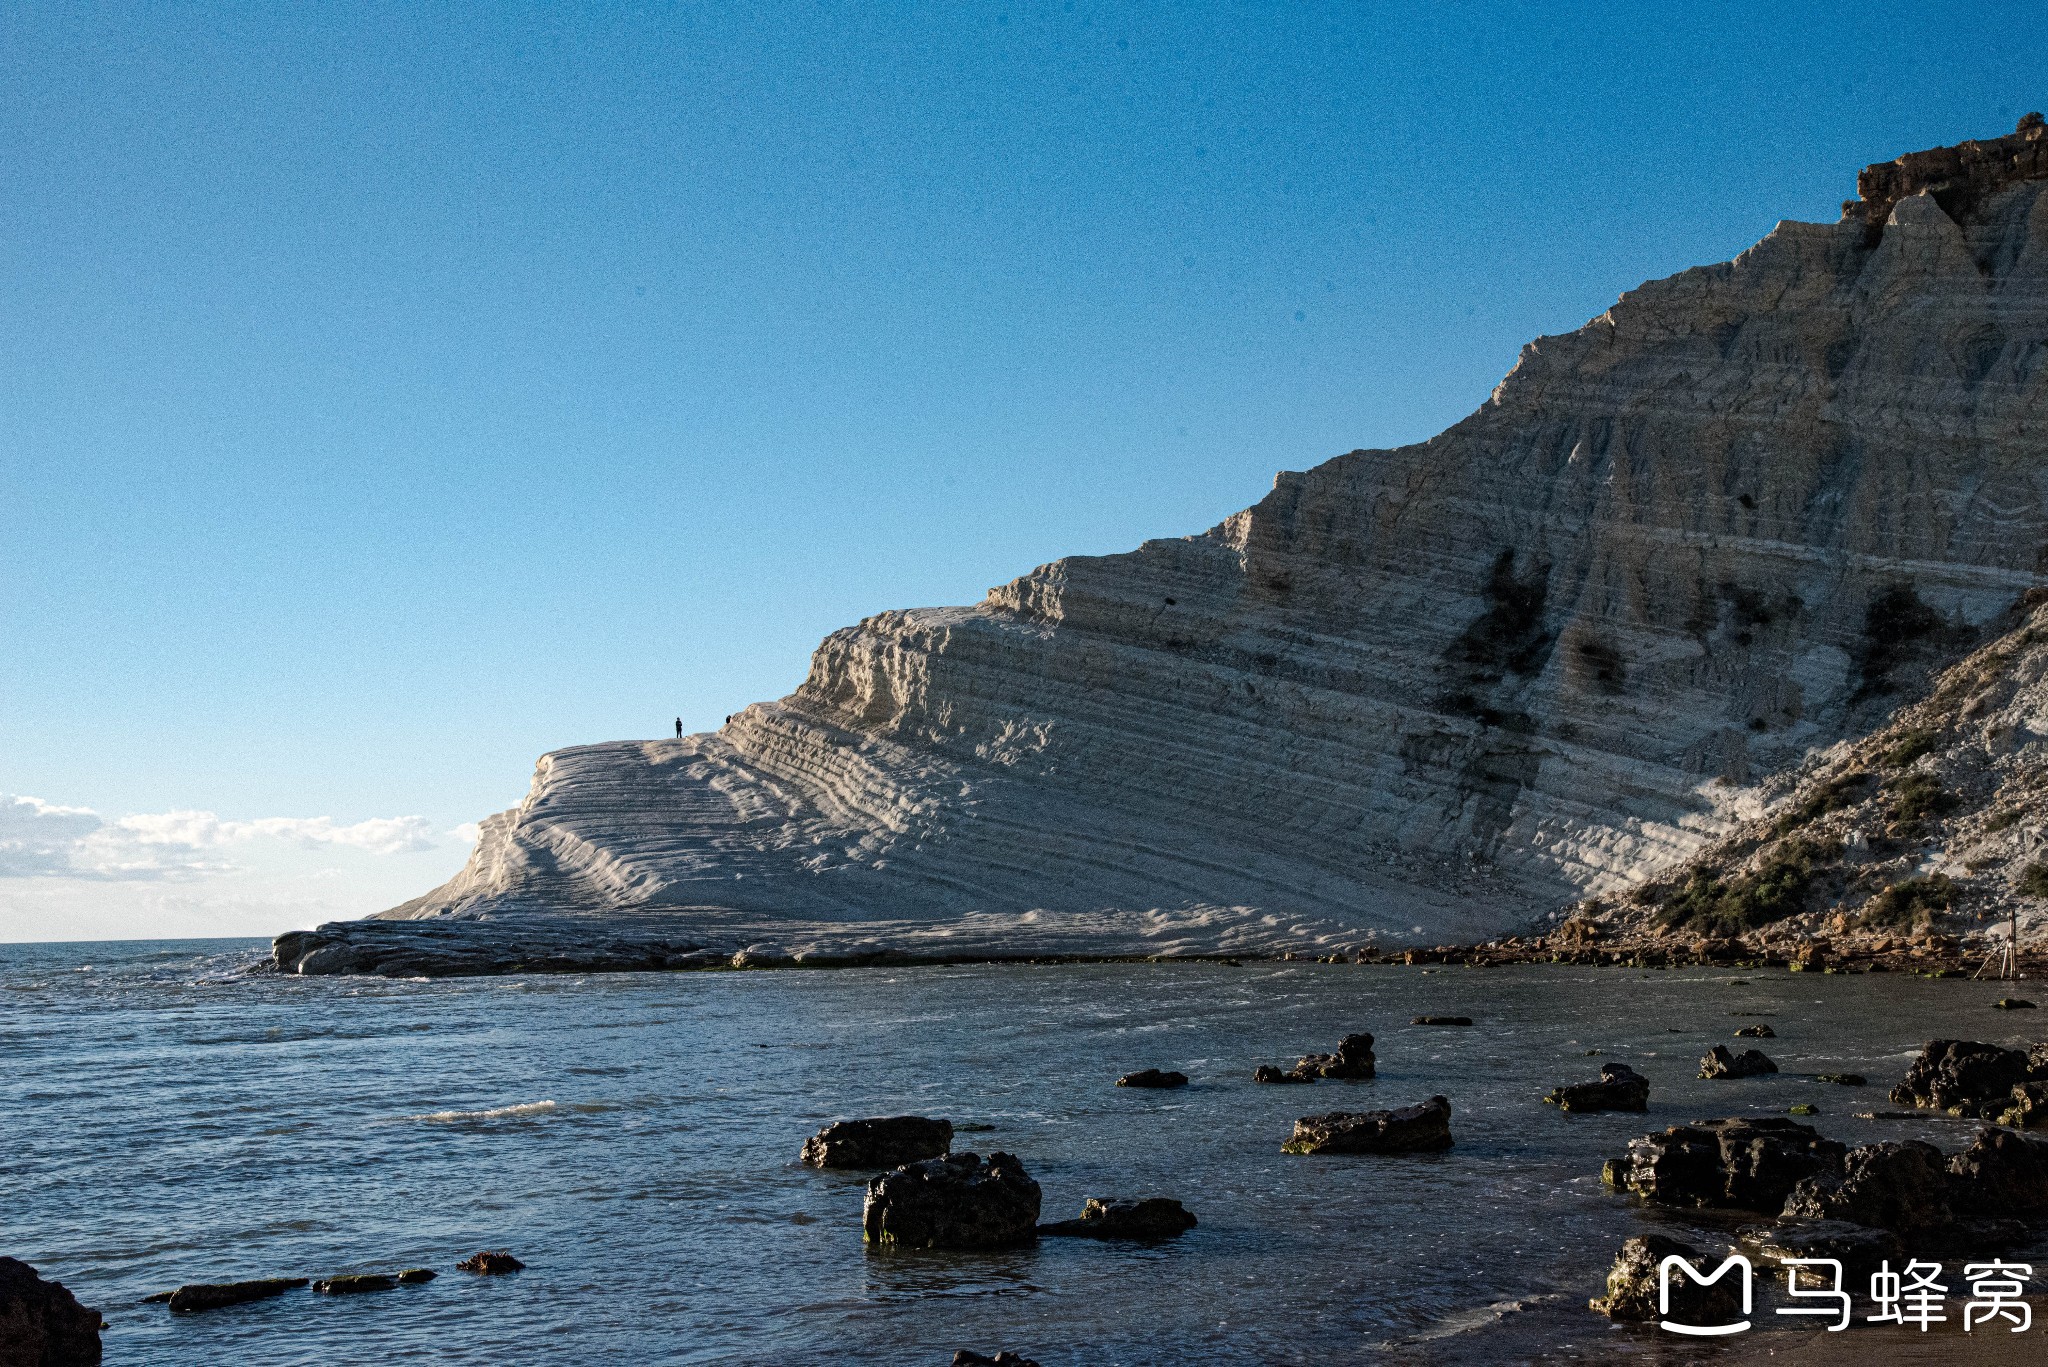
[281,123,2048,973]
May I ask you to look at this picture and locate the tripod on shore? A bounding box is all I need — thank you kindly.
[1974,905,2023,980]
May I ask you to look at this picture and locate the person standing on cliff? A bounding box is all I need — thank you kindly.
[674,717,682,738]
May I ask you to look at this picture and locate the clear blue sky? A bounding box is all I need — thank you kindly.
[1,1,2040,935]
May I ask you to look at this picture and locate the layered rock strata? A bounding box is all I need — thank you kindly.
[281,119,2048,974]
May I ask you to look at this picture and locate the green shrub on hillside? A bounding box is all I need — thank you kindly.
[1658,838,1839,938]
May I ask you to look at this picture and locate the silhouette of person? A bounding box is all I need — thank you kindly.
[675,717,683,738]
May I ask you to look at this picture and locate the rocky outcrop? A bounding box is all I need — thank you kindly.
[1544,1062,1649,1113]
[277,119,2048,972]
[0,1259,100,1367]
[1282,1097,1454,1154]
[1889,1038,2046,1116]
[1780,1140,1956,1234]
[1699,1045,1778,1079]
[1619,1117,1844,1211]
[1588,1234,1742,1324]
[862,1153,1041,1250]
[1037,1197,1197,1239]
[1845,113,2048,233]
[801,1116,953,1169]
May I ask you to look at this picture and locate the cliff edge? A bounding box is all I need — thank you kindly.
[278,118,2048,975]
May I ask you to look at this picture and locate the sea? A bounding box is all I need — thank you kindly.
[5,938,2043,1365]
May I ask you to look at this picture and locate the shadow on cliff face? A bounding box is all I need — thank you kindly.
[1403,549,1558,852]
[1851,583,1976,704]
[1434,548,1556,726]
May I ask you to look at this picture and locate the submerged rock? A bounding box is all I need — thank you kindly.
[0,1258,101,1366]
[1698,1045,1777,1079]
[1621,1117,1845,1211]
[1734,1024,1775,1038]
[863,1153,1041,1250]
[1992,998,2037,1010]
[1411,1016,1473,1027]
[1588,1234,1741,1324]
[312,1274,395,1295]
[395,1269,436,1284]
[163,1278,309,1313]
[1115,1069,1188,1089]
[801,1116,953,1169]
[1544,1063,1649,1113]
[953,1353,1040,1367]
[1814,1073,1867,1086]
[1282,1097,1453,1155]
[1252,1064,1313,1084]
[1038,1197,1196,1239]
[455,1251,524,1274]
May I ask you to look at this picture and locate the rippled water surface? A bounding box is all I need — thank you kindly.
[7,940,2045,1365]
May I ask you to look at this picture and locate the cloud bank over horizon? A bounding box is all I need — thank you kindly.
[0,793,475,943]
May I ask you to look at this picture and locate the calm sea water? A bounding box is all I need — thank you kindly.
[5,939,2043,1365]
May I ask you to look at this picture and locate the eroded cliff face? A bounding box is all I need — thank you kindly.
[315,124,2048,967]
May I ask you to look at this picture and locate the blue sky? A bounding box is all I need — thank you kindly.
[2,1,2040,939]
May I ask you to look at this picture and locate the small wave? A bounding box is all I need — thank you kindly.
[407,1100,558,1123]
[1383,1293,1562,1347]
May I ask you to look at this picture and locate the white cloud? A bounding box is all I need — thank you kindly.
[0,794,445,880]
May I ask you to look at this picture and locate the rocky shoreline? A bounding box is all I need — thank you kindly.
[265,911,2014,979]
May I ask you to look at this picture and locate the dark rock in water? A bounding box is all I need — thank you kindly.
[395,1269,435,1284]
[1946,1126,2048,1216]
[456,1251,524,1274]
[1734,1024,1776,1038]
[0,1257,101,1366]
[1411,1016,1472,1026]
[1282,1096,1453,1155]
[1600,1157,1629,1188]
[1115,1069,1188,1089]
[1038,1197,1196,1239]
[801,1116,953,1169]
[1739,1220,1903,1285]
[1814,1073,1867,1086]
[1283,1032,1377,1081]
[1993,997,2037,1010]
[1698,1045,1777,1079]
[1621,1117,1845,1211]
[1588,1234,1741,1324]
[1781,1141,1954,1234]
[1252,1064,1313,1084]
[1544,1063,1649,1113]
[164,1278,309,1313]
[1788,1104,1818,1116]
[312,1274,395,1295]
[1889,1039,2033,1116]
[863,1153,1041,1250]
[953,1352,1040,1367]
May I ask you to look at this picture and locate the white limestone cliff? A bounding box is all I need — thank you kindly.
[278,123,2048,973]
